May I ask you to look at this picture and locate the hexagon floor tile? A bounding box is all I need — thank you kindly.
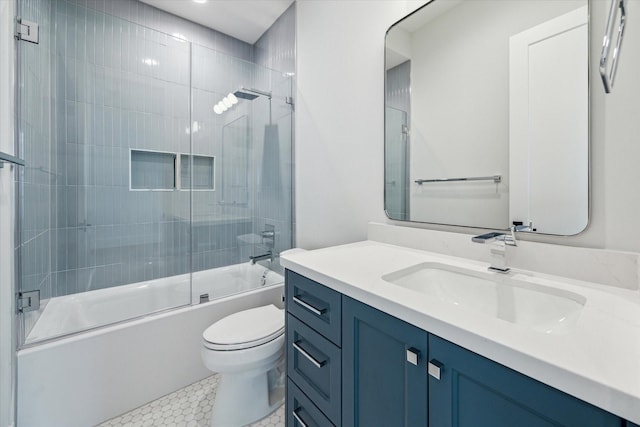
[97,374,284,427]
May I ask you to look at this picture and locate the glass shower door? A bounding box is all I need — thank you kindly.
[16,1,193,345]
[190,44,293,299]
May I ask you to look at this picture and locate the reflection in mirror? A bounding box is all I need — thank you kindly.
[385,0,589,235]
[221,115,250,205]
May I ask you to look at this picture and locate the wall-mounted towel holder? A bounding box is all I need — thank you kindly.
[600,0,627,93]
[414,175,502,185]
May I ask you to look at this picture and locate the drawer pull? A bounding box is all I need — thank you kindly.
[292,408,308,427]
[293,340,327,368]
[293,295,326,316]
[428,359,443,380]
[406,347,420,366]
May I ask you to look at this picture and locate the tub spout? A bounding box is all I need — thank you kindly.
[250,251,272,265]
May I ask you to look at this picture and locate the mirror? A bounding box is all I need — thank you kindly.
[385,0,589,235]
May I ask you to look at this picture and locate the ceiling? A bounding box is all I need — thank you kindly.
[139,0,294,44]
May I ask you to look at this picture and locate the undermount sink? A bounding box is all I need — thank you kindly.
[382,263,586,335]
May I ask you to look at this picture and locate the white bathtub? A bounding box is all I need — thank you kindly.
[17,263,284,427]
[25,263,282,344]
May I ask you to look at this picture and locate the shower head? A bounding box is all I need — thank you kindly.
[233,87,272,101]
[233,90,259,100]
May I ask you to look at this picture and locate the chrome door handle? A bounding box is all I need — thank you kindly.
[293,340,326,368]
[292,408,308,427]
[428,359,443,380]
[406,347,420,366]
[292,295,326,316]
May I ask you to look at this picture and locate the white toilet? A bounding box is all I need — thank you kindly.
[201,304,285,427]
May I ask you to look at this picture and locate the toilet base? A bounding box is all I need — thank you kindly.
[211,365,284,427]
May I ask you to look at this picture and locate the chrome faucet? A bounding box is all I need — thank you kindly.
[472,228,517,273]
[249,251,272,265]
[261,225,275,249]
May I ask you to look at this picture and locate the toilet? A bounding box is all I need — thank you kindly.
[201,304,285,427]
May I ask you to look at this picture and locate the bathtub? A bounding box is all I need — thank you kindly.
[17,263,284,427]
[25,263,282,344]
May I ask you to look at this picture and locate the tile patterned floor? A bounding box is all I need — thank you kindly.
[97,374,284,427]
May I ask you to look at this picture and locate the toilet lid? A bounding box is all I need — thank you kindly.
[203,304,284,350]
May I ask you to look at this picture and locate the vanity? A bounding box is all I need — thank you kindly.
[281,228,640,427]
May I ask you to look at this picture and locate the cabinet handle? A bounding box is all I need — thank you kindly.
[406,347,420,366]
[293,340,327,368]
[292,295,326,316]
[428,359,443,380]
[292,408,308,427]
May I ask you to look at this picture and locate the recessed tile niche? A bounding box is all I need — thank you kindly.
[130,149,215,191]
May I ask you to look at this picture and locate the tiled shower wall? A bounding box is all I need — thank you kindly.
[253,3,296,269]
[20,0,295,306]
[49,1,193,296]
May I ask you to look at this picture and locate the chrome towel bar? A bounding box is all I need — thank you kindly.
[0,151,25,168]
[415,175,501,185]
[600,0,627,93]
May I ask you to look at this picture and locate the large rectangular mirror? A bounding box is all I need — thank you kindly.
[385,0,589,235]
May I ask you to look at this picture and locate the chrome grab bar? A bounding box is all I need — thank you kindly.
[0,151,25,168]
[600,0,627,93]
[415,175,501,185]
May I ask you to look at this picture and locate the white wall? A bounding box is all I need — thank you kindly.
[295,0,425,249]
[0,0,16,425]
[296,0,640,253]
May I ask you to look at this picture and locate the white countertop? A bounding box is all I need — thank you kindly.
[280,240,640,424]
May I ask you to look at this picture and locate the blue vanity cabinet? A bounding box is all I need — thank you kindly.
[286,270,342,426]
[428,334,622,427]
[342,296,429,427]
[285,270,630,427]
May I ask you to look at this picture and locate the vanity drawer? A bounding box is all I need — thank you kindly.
[286,270,342,346]
[287,313,341,424]
[287,379,335,427]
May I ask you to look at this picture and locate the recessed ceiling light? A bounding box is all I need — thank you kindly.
[193,0,207,3]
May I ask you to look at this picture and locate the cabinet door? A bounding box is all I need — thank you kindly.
[428,334,622,427]
[342,297,428,427]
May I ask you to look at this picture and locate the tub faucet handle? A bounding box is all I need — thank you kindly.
[250,251,272,265]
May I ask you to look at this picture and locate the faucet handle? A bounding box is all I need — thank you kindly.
[504,227,517,246]
[471,232,504,243]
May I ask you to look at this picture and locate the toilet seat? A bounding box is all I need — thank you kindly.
[203,304,284,351]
